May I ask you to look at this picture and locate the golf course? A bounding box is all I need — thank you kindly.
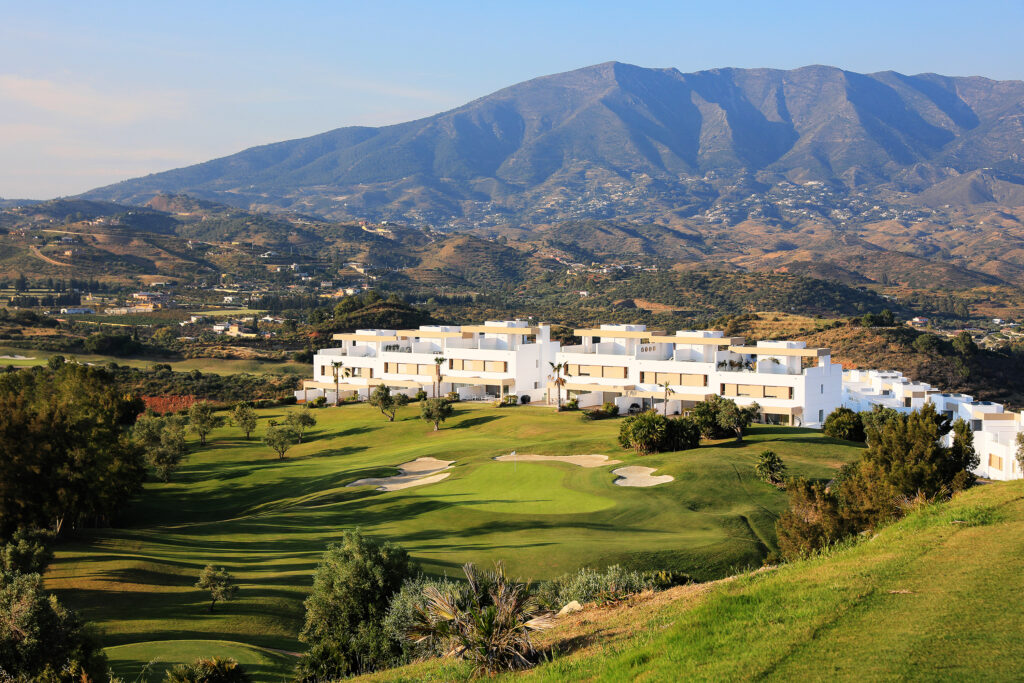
[45,401,864,680]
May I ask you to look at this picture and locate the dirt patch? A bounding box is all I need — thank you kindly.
[346,457,454,492]
[612,466,674,487]
[493,453,622,468]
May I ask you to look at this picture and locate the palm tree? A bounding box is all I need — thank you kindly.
[433,356,446,398]
[548,362,566,411]
[330,360,345,406]
[660,380,672,416]
[408,562,554,675]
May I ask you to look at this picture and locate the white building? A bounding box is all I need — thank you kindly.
[554,325,841,427]
[300,321,843,428]
[843,369,1023,481]
[303,321,558,404]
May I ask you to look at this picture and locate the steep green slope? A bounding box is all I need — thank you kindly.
[367,480,1024,681]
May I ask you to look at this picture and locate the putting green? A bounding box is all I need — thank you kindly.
[45,403,863,676]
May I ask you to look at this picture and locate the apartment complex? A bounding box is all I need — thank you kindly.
[300,321,842,428]
[843,369,1023,481]
[303,321,558,403]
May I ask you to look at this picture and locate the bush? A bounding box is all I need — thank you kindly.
[414,389,427,402]
[445,391,460,402]
[296,530,416,680]
[617,412,700,454]
[775,478,849,560]
[754,450,787,485]
[564,397,579,410]
[519,394,531,405]
[823,407,865,442]
[581,401,618,421]
[164,657,251,682]
[384,575,465,661]
[536,565,657,610]
[310,396,327,407]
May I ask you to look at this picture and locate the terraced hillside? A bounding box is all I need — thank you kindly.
[45,403,861,680]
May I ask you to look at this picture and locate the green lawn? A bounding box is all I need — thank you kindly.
[46,403,862,680]
[0,345,308,376]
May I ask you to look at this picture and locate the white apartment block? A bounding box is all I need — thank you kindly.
[299,321,843,428]
[843,369,1023,481]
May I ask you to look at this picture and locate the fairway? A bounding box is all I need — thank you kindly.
[0,345,308,376]
[45,402,863,680]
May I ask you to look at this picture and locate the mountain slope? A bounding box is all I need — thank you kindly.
[85,63,1024,224]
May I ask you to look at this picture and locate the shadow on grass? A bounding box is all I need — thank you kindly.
[452,414,504,429]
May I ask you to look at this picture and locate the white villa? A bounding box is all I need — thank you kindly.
[843,369,1023,481]
[299,321,842,428]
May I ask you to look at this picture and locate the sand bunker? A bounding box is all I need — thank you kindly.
[0,355,33,360]
[612,466,674,487]
[346,457,454,492]
[493,453,621,468]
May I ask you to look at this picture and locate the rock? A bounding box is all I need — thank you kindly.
[558,600,583,616]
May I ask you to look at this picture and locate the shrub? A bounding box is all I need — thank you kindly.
[775,478,849,560]
[536,565,657,610]
[164,657,252,682]
[414,389,427,402]
[406,562,553,676]
[663,416,701,451]
[384,575,464,661]
[823,407,865,442]
[519,394,531,404]
[311,396,327,408]
[297,530,416,680]
[618,410,667,455]
[754,449,787,485]
[564,397,579,410]
[581,401,618,421]
[445,391,460,402]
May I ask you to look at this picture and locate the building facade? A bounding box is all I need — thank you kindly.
[843,369,1023,481]
[300,321,842,428]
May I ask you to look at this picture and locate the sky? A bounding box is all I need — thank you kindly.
[1,0,1022,199]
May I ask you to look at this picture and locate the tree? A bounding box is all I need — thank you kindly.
[775,478,848,560]
[285,405,317,443]
[407,562,554,676]
[433,356,446,398]
[618,411,668,455]
[1017,432,1024,475]
[912,333,940,354]
[948,418,979,490]
[230,402,258,439]
[135,413,188,481]
[660,381,672,416]
[690,395,733,439]
[548,362,567,410]
[0,364,145,538]
[420,398,454,431]
[296,530,415,680]
[369,384,410,422]
[717,400,760,442]
[1,528,54,575]
[663,416,701,452]
[263,422,298,459]
[952,331,978,356]
[860,403,956,500]
[188,401,223,447]
[0,571,109,681]
[195,565,237,612]
[46,354,65,371]
[754,450,787,485]
[330,360,347,406]
[164,657,252,683]
[823,407,865,442]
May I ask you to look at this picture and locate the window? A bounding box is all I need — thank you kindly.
[989,454,1004,470]
[818,409,824,423]
[320,365,325,376]
[820,384,824,394]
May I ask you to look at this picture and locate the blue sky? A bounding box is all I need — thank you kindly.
[2,0,1022,198]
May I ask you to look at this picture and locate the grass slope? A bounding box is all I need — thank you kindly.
[46,403,861,679]
[367,480,1024,681]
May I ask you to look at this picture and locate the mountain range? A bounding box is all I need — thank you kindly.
[86,62,1024,225]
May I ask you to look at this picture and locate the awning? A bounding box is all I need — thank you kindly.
[550,381,633,393]
[444,376,515,387]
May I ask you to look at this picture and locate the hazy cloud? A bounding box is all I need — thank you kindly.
[0,74,188,125]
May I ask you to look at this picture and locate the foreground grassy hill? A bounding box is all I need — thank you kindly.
[45,403,861,680]
[366,479,1024,682]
